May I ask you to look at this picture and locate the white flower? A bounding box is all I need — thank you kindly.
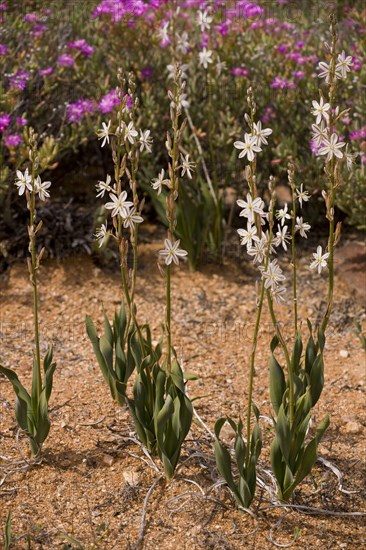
[252,121,273,147]
[237,223,259,249]
[96,174,112,198]
[199,48,213,69]
[336,51,352,79]
[311,98,330,125]
[158,21,169,43]
[234,133,262,162]
[276,203,291,226]
[159,238,188,265]
[295,216,311,238]
[167,63,188,81]
[197,9,212,32]
[34,176,51,201]
[177,33,190,55]
[180,154,195,179]
[275,225,291,250]
[318,133,345,161]
[95,223,109,248]
[118,120,138,145]
[14,168,32,195]
[171,92,190,110]
[237,193,265,224]
[310,245,329,274]
[296,184,310,208]
[271,285,286,305]
[261,259,286,289]
[247,236,267,264]
[97,120,111,148]
[151,169,171,195]
[317,60,342,83]
[344,145,358,171]
[104,191,133,218]
[311,122,329,146]
[139,129,153,153]
[122,207,144,229]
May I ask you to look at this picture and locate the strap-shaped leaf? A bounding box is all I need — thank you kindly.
[291,332,303,375]
[43,346,53,373]
[269,355,285,414]
[99,335,113,371]
[35,387,51,446]
[15,395,29,431]
[275,405,291,465]
[315,414,330,443]
[309,354,324,406]
[234,433,245,477]
[0,365,31,406]
[85,316,110,384]
[103,311,114,346]
[270,437,286,492]
[44,361,56,402]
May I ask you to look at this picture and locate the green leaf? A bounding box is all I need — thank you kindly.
[270,335,279,353]
[15,395,29,431]
[270,437,286,490]
[36,387,51,445]
[269,355,285,414]
[309,354,324,406]
[85,316,110,385]
[276,405,291,465]
[0,365,31,407]
[291,332,303,375]
[43,346,53,373]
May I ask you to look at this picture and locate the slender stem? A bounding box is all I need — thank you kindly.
[166,265,172,372]
[321,19,338,335]
[30,148,42,401]
[290,178,298,334]
[245,277,265,469]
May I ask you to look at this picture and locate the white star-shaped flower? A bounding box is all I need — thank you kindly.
[97,120,111,148]
[199,48,213,69]
[295,216,311,238]
[14,168,33,195]
[237,193,265,224]
[234,133,262,162]
[104,191,133,218]
[237,223,259,249]
[96,174,113,198]
[34,176,51,201]
[151,169,171,195]
[159,239,188,265]
[252,121,273,147]
[318,133,345,161]
[295,184,310,208]
[311,97,330,125]
[139,129,153,153]
[276,203,291,226]
[310,245,329,274]
[197,9,212,32]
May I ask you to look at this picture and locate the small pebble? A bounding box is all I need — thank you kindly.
[339,350,349,358]
[344,421,362,434]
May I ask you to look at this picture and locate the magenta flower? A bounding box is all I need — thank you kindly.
[39,67,53,76]
[57,54,75,67]
[16,117,28,127]
[98,89,120,114]
[4,133,22,147]
[68,39,94,57]
[66,98,95,123]
[231,67,250,77]
[0,43,8,56]
[9,70,30,90]
[0,113,11,132]
[32,24,46,37]
[23,12,38,23]
[141,66,154,79]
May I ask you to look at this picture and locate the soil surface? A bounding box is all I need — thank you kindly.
[0,229,365,549]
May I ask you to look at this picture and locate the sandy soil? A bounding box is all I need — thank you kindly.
[0,232,365,549]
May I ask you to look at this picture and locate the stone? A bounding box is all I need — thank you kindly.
[339,350,350,358]
[344,421,362,434]
[101,454,115,467]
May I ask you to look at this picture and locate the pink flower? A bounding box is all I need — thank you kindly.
[66,98,95,123]
[67,39,94,57]
[39,67,53,76]
[0,113,11,131]
[0,43,8,56]
[16,117,28,127]
[57,54,75,67]
[4,133,22,147]
[9,70,29,90]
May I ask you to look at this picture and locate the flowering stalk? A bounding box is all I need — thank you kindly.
[288,162,298,333]
[0,127,56,458]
